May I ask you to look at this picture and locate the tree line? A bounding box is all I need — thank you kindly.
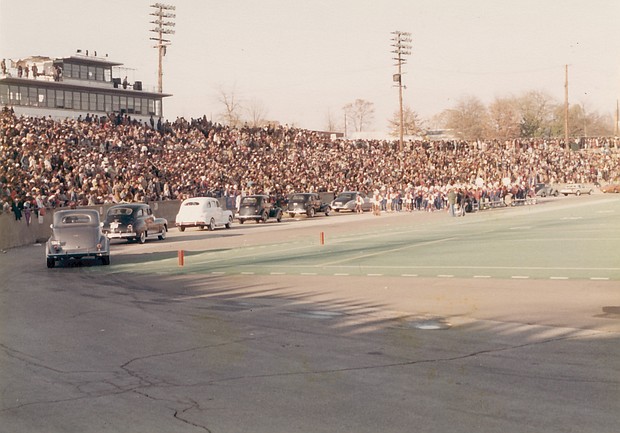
[215,85,615,140]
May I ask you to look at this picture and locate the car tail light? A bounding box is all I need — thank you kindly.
[51,240,62,252]
[97,243,102,251]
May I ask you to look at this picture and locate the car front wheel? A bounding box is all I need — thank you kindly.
[208,218,215,231]
[576,191,581,196]
[137,231,146,244]
[307,207,315,218]
[158,226,167,240]
[225,216,233,229]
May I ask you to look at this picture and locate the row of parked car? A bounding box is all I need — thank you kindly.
[45,192,366,268]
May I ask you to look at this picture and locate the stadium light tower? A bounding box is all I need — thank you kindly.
[391,31,412,151]
[149,3,176,94]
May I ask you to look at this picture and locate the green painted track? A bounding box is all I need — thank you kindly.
[103,196,620,280]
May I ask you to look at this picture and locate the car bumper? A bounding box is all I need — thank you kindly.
[288,208,308,215]
[47,250,108,259]
[104,231,136,239]
[237,216,261,221]
[331,205,354,211]
[176,221,206,227]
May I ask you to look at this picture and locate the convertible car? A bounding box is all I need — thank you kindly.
[46,209,110,268]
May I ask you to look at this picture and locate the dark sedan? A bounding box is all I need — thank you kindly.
[287,192,331,218]
[101,203,168,244]
[237,195,283,224]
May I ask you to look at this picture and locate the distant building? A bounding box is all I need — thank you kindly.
[0,51,171,122]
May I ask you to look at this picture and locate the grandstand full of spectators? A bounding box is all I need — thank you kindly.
[1,107,619,220]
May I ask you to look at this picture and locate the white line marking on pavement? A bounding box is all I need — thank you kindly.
[318,237,458,267]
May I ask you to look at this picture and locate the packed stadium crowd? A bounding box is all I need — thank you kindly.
[1,106,619,221]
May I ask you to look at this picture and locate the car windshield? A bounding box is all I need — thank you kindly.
[336,193,355,201]
[108,207,134,216]
[241,197,258,205]
[290,194,309,202]
[59,214,95,225]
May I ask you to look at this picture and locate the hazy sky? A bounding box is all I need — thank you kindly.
[1,0,618,131]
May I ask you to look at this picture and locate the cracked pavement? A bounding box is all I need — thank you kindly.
[1,204,619,432]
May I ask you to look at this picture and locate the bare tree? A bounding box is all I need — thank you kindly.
[343,99,375,133]
[518,90,555,138]
[550,102,614,139]
[488,96,521,141]
[324,108,340,133]
[216,84,243,127]
[246,98,268,128]
[387,105,423,137]
[443,96,489,140]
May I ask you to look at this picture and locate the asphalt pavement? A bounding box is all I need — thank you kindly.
[1,194,619,432]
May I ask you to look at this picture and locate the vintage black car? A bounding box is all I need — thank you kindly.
[287,192,331,217]
[101,203,168,243]
[237,194,283,224]
[46,209,110,268]
[535,183,559,197]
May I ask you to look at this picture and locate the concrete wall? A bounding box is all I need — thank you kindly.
[0,200,185,251]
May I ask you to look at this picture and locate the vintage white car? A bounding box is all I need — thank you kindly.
[175,197,234,231]
[559,184,593,196]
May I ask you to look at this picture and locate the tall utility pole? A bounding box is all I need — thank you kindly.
[615,100,619,137]
[564,64,569,146]
[391,31,412,152]
[149,3,176,94]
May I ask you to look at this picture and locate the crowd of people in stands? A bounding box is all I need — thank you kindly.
[1,106,619,222]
